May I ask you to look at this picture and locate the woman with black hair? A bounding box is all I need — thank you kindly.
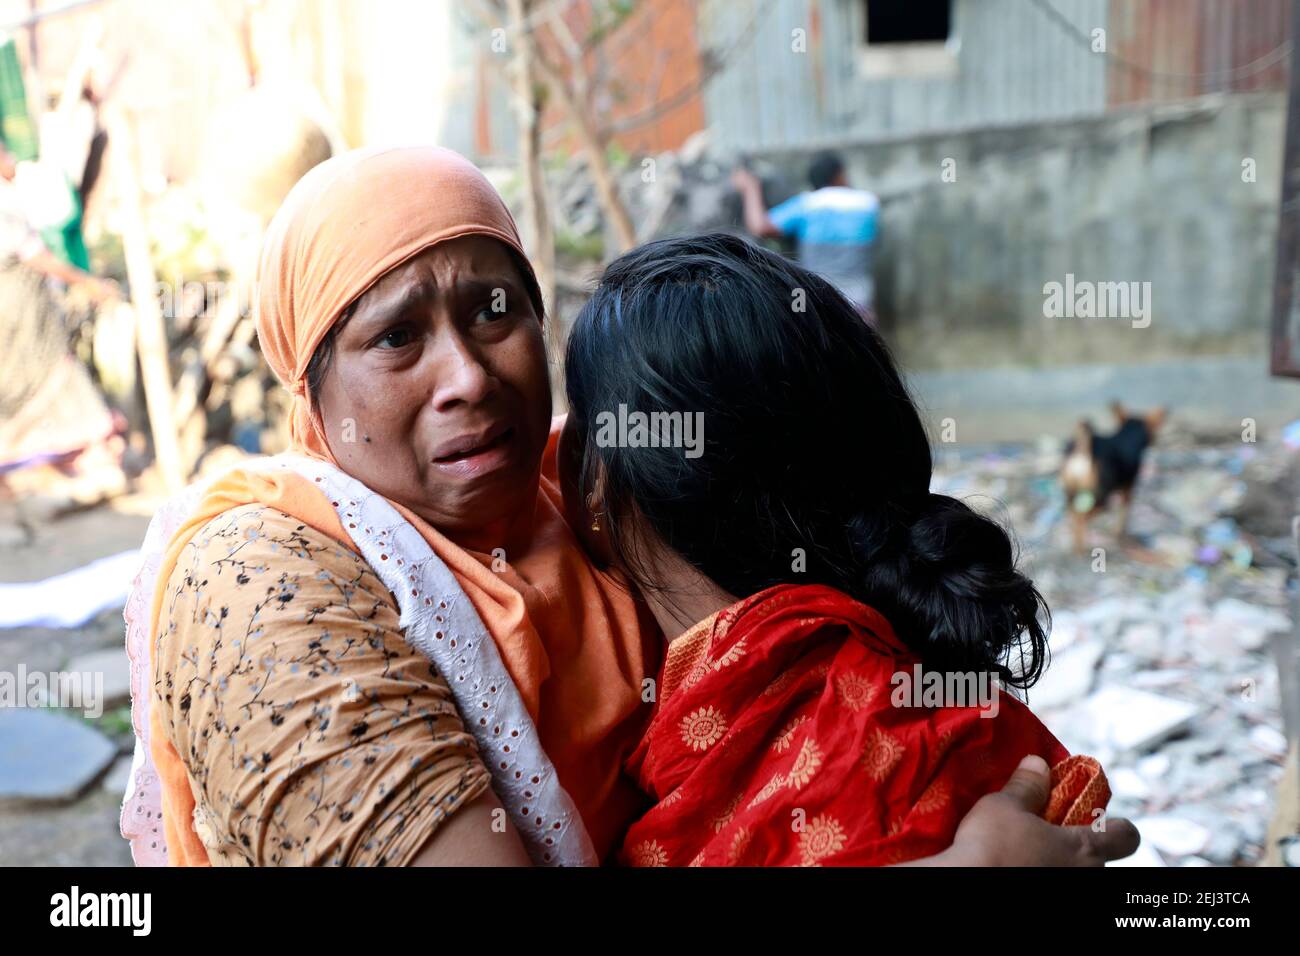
[564,233,1113,866]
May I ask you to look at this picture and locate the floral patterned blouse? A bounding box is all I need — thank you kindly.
[153,503,491,865]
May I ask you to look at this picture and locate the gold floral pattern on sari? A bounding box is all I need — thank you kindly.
[770,714,809,753]
[727,826,754,865]
[761,669,796,697]
[711,794,741,833]
[860,727,905,782]
[799,814,847,866]
[680,705,728,751]
[630,840,669,867]
[914,777,951,815]
[746,772,787,810]
[710,637,748,671]
[786,738,823,790]
[660,612,719,701]
[835,670,874,711]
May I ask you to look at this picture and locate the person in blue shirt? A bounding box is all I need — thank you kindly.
[732,151,880,319]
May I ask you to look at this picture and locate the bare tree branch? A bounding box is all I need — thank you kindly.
[607,0,777,134]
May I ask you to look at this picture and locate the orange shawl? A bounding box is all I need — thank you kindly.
[149,147,655,864]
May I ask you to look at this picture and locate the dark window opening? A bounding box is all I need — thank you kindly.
[864,1,952,45]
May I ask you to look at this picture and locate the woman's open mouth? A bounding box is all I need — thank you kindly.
[431,425,517,479]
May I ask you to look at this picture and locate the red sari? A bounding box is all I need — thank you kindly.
[620,584,1109,866]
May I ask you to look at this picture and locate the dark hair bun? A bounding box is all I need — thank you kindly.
[850,494,1048,688]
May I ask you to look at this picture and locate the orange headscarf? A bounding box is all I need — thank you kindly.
[149,146,655,864]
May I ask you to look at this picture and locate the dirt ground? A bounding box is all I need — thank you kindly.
[0,499,151,866]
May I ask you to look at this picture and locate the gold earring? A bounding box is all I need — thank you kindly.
[591,512,602,532]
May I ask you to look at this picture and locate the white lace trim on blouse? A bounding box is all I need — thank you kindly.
[122,454,597,867]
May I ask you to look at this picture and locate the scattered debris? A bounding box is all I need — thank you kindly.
[1054,686,1200,755]
[1136,814,1213,857]
[939,433,1296,865]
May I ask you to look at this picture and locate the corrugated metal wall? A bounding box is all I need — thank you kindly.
[449,0,1294,162]
[1107,0,1291,105]
[701,0,1110,151]
[700,0,1294,152]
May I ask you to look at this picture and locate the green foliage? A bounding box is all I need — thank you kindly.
[586,0,638,46]
[147,190,224,285]
[92,705,135,739]
[555,228,605,261]
[606,141,630,170]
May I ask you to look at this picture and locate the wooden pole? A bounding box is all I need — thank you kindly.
[1269,0,1300,378]
[110,111,185,493]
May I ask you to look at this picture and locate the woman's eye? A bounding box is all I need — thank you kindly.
[473,305,507,324]
[378,328,413,349]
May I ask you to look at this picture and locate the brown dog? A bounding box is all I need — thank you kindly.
[1060,402,1166,554]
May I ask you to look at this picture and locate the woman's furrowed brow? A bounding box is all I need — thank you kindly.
[354,280,437,326]
[456,275,524,302]
[354,274,522,325]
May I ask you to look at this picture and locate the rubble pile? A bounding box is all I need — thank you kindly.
[547,132,802,253]
[934,427,1298,865]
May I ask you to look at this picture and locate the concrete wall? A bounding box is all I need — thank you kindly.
[750,92,1298,438]
[702,0,1108,153]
